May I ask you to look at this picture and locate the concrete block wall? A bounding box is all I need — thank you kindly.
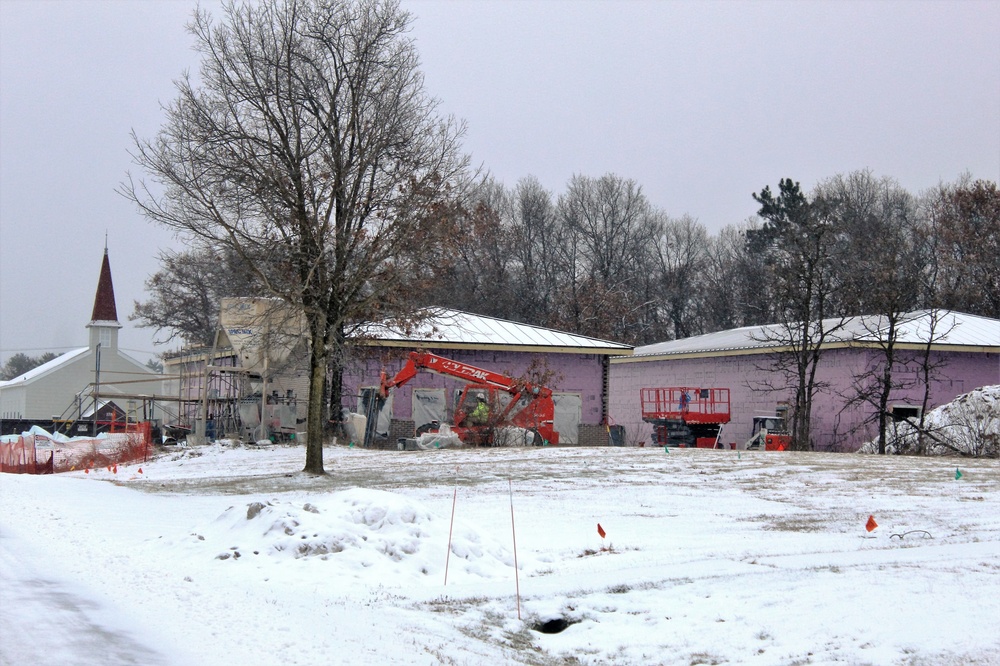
[610,348,999,452]
[389,419,416,443]
[577,424,610,447]
[366,419,417,450]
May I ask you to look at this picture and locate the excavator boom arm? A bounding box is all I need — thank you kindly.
[382,351,550,399]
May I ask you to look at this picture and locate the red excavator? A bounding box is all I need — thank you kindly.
[375,351,559,446]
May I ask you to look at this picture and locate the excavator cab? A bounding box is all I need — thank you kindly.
[456,388,490,425]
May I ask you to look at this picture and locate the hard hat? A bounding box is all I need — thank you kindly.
[477,394,486,401]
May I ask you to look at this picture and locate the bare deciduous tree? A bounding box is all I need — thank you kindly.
[817,170,923,453]
[555,174,659,342]
[690,219,779,334]
[438,179,518,318]
[132,245,261,346]
[122,0,467,473]
[925,177,1000,318]
[650,214,709,340]
[751,179,847,450]
[507,176,562,326]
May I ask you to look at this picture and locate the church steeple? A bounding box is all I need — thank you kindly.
[89,246,120,324]
[87,246,122,351]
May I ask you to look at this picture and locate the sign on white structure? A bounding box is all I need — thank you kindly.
[220,298,306,372]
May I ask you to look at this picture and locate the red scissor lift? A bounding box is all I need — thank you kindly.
[641,387,731,448]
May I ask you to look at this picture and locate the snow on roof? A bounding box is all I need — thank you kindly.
[620,310,1000,362]
[362,308,633,355]
[871,309,999,347]
[0,347,89,386]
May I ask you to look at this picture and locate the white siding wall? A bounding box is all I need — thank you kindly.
[20,352,164,420]
[0,385,27,419]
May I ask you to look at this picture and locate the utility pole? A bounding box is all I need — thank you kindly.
[93,342,101,436]
[196,326,221,445]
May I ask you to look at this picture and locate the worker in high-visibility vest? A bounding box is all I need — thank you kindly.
[470,394,490,424]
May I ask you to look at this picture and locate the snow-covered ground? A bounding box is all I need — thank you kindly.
[2,443,999,665]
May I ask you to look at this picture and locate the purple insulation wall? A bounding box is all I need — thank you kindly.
[342,347,609,425]
[609,349,999,451]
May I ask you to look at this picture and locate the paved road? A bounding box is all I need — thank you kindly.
[0,527,170,666]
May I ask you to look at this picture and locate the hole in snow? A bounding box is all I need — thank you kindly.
[532,617,576,634]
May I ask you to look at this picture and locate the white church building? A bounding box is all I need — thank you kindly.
[0,248,164,432]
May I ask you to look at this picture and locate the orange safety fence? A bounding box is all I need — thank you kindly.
[0,424,152,475]
[0,435,53,474]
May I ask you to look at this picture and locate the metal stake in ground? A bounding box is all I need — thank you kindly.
[509,477,521,620]
[444,466,459,585]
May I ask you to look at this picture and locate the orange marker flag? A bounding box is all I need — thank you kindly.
[138,468,143,474]
[112,465,118,474]
[85,468,89,474]
[597,523,606,539]
[865,515,878,532]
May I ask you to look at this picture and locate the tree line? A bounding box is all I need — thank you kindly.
[137,171,999,349]
[425,170,998,346]
[1,352,58,381]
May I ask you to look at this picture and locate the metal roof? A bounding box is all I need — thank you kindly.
[362,308,633,355]
[0,347,89,387]
[619,310,999,362]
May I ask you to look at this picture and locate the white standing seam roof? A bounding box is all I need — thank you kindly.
[617,310,999,362]
[362,308,633,355]
[0,347,89,386]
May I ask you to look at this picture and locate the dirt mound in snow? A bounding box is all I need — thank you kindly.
[183,488,515,581]
[858,385,999,457]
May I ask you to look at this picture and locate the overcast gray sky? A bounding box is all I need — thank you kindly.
[1,0,998,366]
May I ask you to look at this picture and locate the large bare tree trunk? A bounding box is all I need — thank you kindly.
[304,332,328,474]
[121,0,467,475]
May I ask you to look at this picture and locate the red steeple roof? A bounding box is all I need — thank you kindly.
[90,248,119,323]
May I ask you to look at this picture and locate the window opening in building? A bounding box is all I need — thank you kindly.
[890,405,921,422]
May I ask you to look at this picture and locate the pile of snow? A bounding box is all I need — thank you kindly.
[180,487,515,583]
[859,385,999,456]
